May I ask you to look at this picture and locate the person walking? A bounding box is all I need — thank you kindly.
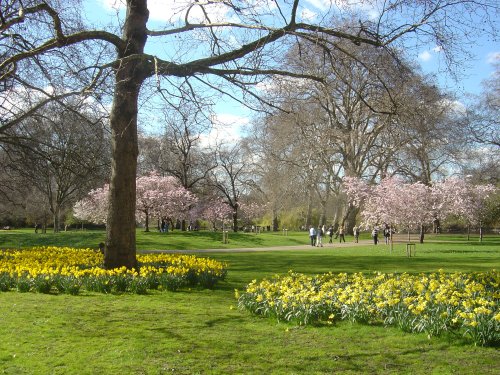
[338,225,346,243]
[309,226,317,247]
[328,225,334,244]
[316,226,323,247]
[372,227,379,245]
[384,224,391,244]
[353,225,359,243]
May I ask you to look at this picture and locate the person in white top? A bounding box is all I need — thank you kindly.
[309,226,317,246]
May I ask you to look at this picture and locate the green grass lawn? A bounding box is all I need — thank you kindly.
[0,231,499,374]
[0,227,310,250]
[0,227,494,250]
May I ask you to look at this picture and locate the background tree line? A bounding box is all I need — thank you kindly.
[1,0,498,268]
[1,51,498,234]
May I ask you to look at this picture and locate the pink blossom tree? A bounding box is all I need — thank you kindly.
[342,177,371,207]
[74,173,198,232]
[343,177,434,245]
[158,187,199,230]
[343,176,497,244]
[239,202,269,230]
[433,177,496,240]
[136,172,197,232]
[198,198,234,231]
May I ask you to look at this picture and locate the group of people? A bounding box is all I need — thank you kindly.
[309,223,392,245]
[371,224,393,244]
[308,224,353,247]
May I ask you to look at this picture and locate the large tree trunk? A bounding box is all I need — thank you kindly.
[419,223,425,244]
[144,209,150,232]
[344,205,359,235]
[52,205,60,233]
[104,0,149,269]
[105,86,140,269]
[232,208,238,232]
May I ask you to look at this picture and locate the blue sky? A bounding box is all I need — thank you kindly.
[417,42,499,98]
[83,0,498,137]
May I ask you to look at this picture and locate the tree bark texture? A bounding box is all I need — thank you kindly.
[105,0,149,269]
[232,210,238,232]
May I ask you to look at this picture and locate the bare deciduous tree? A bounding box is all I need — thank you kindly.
[1,102,110,231]
[208,140,253,232]
[466,62,500,148]
[138,101,216,190]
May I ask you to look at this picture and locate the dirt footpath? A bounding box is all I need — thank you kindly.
[144,239,379,254]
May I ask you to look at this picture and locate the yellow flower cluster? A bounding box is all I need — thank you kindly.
[0,246,103,278]
[0,246,228,293]
[138,253,227,278]
[238,270,499,346]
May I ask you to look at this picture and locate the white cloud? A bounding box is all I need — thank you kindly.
[432,45,443,53]
[418,50,432,62]
[486,52,500,64]
[305,0,332,12]
[199,113,249,147]
[300,8,317,21]
[305,0,378,15]
[99,0,124,12]
[441,98,466,115]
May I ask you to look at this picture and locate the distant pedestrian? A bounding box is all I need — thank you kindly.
[372,227,379,245]
[384,224,391,244]
[309,226,317,246]
[353,225,359,243]
[338,225,345,243]
[316,226,323,247]
[327,225,334,243]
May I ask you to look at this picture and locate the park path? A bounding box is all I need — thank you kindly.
[144,238,383,254]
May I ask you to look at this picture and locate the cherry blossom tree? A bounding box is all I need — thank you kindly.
[135,172,197,232]
[344,177,434,244]
[73,185,109,226]
[342,177,371,208]
[239,202,269,230]
[198,197,233,231]
[343,176,497,244]
[74,173,198,232]
[433,177,497,241]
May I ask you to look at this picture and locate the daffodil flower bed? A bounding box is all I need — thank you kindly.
[0,246,227,295]
[237,270,499,347]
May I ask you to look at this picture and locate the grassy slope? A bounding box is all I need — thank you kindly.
[0,231,499,374]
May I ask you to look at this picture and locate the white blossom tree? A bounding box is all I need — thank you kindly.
[73,185,109,225]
